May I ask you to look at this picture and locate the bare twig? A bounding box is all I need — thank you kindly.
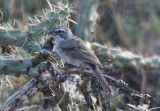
[32,37,54,67]
[0,61,154,111]
[60,67,154,105]
[80,79,95,110]
[0,62,56,111]
[103,75,154,105]
[16,105,40,111]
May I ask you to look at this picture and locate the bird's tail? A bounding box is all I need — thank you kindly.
[88,63,111,95]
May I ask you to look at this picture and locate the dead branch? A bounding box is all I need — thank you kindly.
[61,67,154,105]
[0,61,154,111]
[0,62,56,111]
[32,37,54,67]
[16,105,40,111]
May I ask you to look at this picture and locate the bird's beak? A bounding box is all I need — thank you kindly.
[48,30,55,36]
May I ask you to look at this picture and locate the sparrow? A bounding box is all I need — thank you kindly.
[48,26,111,94]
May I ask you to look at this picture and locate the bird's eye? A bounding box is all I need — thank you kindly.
[57,31,62,34]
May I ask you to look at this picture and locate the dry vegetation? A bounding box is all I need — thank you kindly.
[0,0,160,111]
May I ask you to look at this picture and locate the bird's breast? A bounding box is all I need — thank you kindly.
[55,42,82,67]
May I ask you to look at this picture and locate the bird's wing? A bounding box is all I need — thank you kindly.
[59,37,101,66]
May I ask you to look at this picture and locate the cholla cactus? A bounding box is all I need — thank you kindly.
[75,0,99,41]
[0,1,76,76]
[0,1,75,53]
[92,42,160,70]
[0,1,95,111]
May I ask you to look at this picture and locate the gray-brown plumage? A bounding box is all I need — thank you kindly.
[49,26,111,94]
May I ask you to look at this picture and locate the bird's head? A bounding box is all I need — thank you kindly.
[48,26,73,40]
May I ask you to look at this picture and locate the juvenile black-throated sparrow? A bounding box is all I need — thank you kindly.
[49,26,111,94]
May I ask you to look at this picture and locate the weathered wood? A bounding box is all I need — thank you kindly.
[0,62,154,111]
[61,67,154,105]
[0,62,54,111]
[16,105,40,111]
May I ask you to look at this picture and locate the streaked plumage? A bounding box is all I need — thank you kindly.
[49,26,111,94]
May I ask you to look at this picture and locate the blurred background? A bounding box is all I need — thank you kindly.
[0,0,160,110]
